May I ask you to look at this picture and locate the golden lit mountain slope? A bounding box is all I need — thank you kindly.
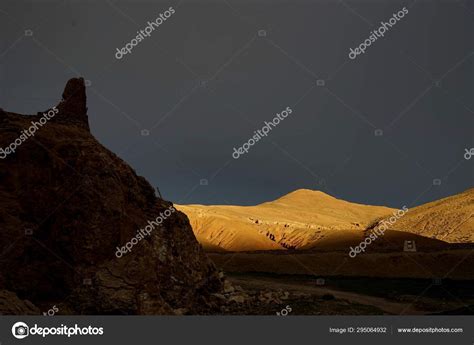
[387,188,474,243]
[177,189,395,252]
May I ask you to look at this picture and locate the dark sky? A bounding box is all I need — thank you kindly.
[1,0,473,208]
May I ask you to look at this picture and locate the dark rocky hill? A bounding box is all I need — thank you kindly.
[0,78,223,314]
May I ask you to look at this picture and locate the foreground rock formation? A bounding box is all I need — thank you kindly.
[0,78,223,314]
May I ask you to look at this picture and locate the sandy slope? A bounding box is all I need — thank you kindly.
[387,188,474,243]
[177,189,394,251]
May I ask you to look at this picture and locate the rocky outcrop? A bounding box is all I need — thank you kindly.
[0,290,39,315]
[0,78,223,314]
[54,77,90,130]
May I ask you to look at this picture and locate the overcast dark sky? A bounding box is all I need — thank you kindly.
[1,0,473,208]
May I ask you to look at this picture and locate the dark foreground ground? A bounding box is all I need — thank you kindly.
[206,249,474,315]
[220,272,474,315]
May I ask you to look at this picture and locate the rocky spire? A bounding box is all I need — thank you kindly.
[54,77,90,131]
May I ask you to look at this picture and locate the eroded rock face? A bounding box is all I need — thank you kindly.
[0,78,223,314]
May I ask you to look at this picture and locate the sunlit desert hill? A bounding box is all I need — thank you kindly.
[178,189,474,281]
[178,188,474,252]
[177,189,395,251]
[387,188,474,243]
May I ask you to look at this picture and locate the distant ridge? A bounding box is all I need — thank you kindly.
[388,188,474,243]
[177,189,395,251]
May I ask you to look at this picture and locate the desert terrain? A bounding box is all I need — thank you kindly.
[1,79,471,315]
[177,189,395,251]
[177,188,474,315]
